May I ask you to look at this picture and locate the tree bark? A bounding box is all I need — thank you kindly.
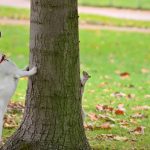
[1,0,91,150]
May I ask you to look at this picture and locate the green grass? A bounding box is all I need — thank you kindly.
[80,30,150,149]
[0,25,150,149]
[0,6,30,20]
[79,0,150,9]
[80,14,150,28]
[1,6,150,29]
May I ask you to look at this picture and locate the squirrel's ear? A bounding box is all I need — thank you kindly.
[82,71,86,75]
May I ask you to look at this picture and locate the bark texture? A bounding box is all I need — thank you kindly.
[1,0,91,150]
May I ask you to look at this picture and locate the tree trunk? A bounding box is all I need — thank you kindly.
[1,0,91,149]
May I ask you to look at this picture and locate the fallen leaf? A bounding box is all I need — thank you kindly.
[4,114,18,129]
[115,104,126,115]
[96,134,128,142]
[115,109,125,115]
[85,122,114,131]
[132,105,150,111]
[84,123,94,130]
[120,72,130,78]
[98,114,116,123]
[111,92,126,98]
[144,94,150,98]
[119,120,129,126]
[141,68,150,74]
[130,126,145,135]
[131,113,147,119]
[129,118,138,125]
[88,90,95,94]
[88,113,99,121]
[96,134,115,140]
[103,105,114,112]
[104,75,111,79]
[127,94,135,99]
[96,104,114,112]
[98,82,108,88]
[103,88,110,93]
[100,122,114,129]
[114,136,128,141]
[96,104,104,111]
[115,70,121,74]
[8,102,24,113]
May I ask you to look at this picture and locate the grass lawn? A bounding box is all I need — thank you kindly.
[1,6,150,29]
[80,14,150,29]
[0,25,150,149]
[0,6,30,20]
[79,0,150,10]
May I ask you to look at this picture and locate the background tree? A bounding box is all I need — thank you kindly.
[1,0,91,149]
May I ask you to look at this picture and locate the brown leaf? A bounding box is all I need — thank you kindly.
[98,82,108,88]
[96,134,128,141]
[84,123,94,130]
[7,102,24,113]
[96,134,115,140]
[141,68,150,74]
[120,72,130,78]
[114,136,128,141]
[144,94,150,98]
[119,120,129,126]
[88,113,99,121]
[115,109,125,115]
[98,114,116,123]
[115,104,126,115]
[132,105,150,111]
[88,90,95,94]
[111,92,126,98]
[115,70,121,74]
[129,118,138,125]
[4,114,18,129]
[96,104,103,111]
[131,113,147,119]
[96,104,114,112]
[103,105,114,112]
[85,122,114,131]
[130,126,145,135]
[100,122,114,130]
[127,94,135,99]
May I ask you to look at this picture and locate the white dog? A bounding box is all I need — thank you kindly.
[0,54,37,142]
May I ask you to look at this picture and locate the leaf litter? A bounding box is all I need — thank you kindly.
[96,134,129,142]
[4,102,24,129]
[85,88,149,143]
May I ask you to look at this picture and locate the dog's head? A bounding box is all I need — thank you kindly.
[0,54,7,63]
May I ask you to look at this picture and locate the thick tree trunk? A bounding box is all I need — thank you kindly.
[1,0,91,150]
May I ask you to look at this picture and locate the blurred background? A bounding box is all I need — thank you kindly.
[0,0,150,149]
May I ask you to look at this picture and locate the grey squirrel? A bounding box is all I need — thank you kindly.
[81,71,91,120]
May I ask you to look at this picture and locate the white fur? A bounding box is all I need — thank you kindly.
[0,54,37,142]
